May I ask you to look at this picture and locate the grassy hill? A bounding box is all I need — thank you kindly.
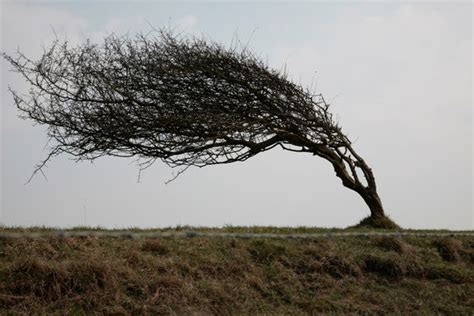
[0,226,473,314]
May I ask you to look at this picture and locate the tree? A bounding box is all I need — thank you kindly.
[3,31,397,228]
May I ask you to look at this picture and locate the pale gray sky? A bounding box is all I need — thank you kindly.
[1,1,472,229]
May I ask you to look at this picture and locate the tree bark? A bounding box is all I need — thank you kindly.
[357,188,385,219]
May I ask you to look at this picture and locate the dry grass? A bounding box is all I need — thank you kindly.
[373,236,409,254]
[352,215,400,229]
[433,238,463,262]
[0,227,473,314]
[140,239,170,255]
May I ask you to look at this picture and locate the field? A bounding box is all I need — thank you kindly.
[0,226,473,314]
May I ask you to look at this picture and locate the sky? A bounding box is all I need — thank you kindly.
[1,1,472,229]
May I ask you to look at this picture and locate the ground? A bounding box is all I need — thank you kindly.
[0,226,473,314]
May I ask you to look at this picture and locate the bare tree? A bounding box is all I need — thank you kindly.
[3,30,397,228]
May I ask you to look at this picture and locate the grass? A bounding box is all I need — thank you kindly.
[350,215,400,229]
[0,226,473,314]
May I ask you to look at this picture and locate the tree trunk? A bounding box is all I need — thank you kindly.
[357,188,385,219]
[320,148,388,220]
[299,139,394,226]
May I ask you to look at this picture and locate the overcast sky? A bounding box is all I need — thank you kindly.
[1,1,472,229]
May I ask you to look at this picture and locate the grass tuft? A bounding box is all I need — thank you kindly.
[362,254,406,280]
[351,215,400,229]
[433,238,462,262]
[374,236,408,254]
[140,239,170,255]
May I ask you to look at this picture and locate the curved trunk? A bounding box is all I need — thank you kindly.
[333,161,387,219]
[306,141,387,220]
[278,133,389,222]
[357,188,385,219]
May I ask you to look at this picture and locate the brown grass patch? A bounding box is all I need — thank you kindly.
[6,257,113,301]
[247,240,287,264]
[140,239,169,255]
[425,266,471,284]
[374,236,408,254]
[362,254,406,280]
[433,238,462,262]
[321,255,362,278]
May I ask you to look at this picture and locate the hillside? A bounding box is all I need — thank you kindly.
[0,226,473,314]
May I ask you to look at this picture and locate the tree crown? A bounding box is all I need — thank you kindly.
[5,30,349,180]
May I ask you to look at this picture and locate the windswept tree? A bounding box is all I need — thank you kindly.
[3,31,396,228]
